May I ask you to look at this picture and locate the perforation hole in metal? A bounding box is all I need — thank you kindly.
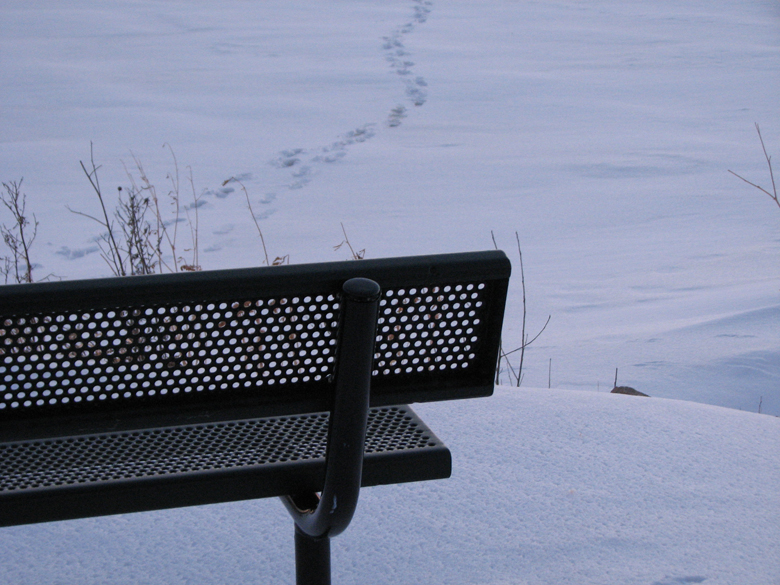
[374,282,488,377]
[0,294,339,413]
[364,406,436,453]
[0,406,435,492]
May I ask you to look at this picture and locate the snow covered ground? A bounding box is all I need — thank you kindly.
[1,386,779,585]
[1,0,780,582]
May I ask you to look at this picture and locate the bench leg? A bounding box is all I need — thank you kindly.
[283,277,381,584]
[295,524,331,585]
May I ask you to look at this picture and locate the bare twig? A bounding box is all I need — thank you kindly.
[334,223,365,260]
[163,143,181,268]
[491,231,550,386]
[501,314,550,357]
[728,123,779,210]
[516,232,528,385]
[548,358,552,389]
[1,179,38,283]
[79,143,125,275]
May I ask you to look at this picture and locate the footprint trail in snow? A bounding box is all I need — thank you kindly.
[384,0,431,126]
[61,2,433,266]
[218,0,433,212]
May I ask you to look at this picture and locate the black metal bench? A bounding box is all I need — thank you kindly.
[0,251,510,584]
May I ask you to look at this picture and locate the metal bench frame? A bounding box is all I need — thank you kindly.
[0,251,510,584]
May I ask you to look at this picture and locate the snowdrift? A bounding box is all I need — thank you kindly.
[2,386,778,584]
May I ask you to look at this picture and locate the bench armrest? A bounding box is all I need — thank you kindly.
[281,277,381,538]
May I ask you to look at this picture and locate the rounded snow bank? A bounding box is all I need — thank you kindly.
[397,386,780,585]
[1,387,778,585]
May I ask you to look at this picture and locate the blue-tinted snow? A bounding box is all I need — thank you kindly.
[1,0,779,581]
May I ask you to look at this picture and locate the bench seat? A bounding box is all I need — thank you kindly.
[0,404,449,527]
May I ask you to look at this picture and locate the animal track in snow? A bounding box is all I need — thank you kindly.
[387,105,407,127]
[204,172,254,199]
[212,224,235,235]
[269,124,377,190]
[54,245,100,261]
[651,578,707,585]
[383,0,432,124]
[270,149,304,169]
[233,2,432,201]
[63,3,435,267]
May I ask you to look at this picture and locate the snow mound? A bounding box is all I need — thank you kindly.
[2,386,778,584]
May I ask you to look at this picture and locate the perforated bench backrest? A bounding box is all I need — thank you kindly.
[0,251,510,440]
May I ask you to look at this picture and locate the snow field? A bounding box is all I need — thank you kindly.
[1,1,780,582]
[1,387,778,584]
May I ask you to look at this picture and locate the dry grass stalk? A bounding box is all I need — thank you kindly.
[0,179,38,283]
[179,166,201,271]
[333,222,365,260]
[223,176,288,266]
[72,143,202,276]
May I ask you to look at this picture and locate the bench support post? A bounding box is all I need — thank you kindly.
[294,525,331,585]
[282,277,381,585]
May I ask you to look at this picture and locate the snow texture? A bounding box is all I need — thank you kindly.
[1,0,780,582]
[1,387,779,584]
